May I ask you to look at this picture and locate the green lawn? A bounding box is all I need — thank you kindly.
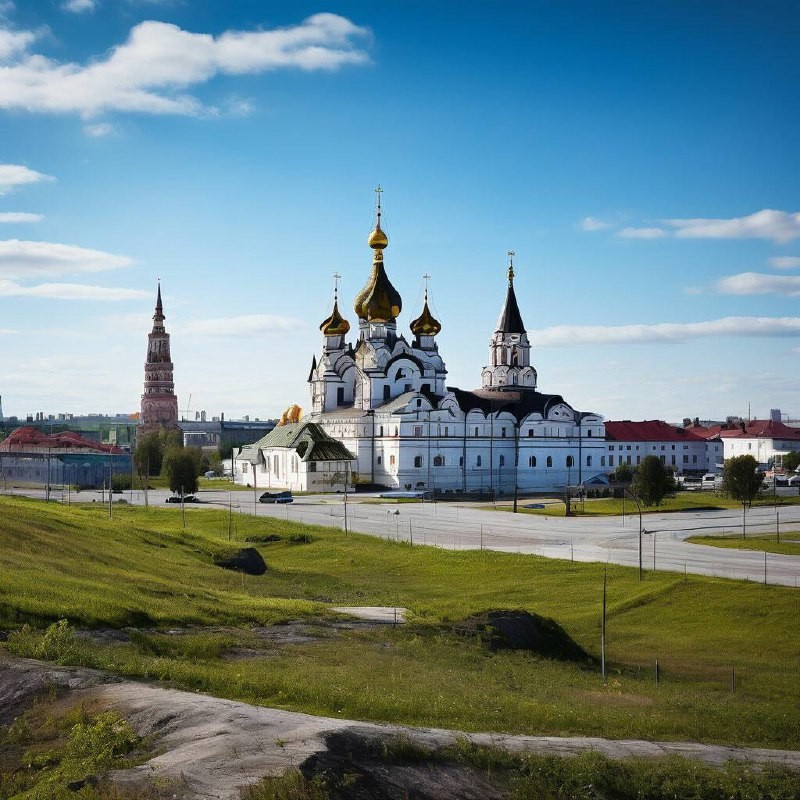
[1,496,798,749]
[493,492,800,517]
[687,533,800,556]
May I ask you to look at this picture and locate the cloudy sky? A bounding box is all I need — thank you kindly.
[1,0,798,423]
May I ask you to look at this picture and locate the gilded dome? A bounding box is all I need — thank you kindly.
[368,222,389,250]
[410,297,441,337]
[320,299,350,336]
[353,261,402,323]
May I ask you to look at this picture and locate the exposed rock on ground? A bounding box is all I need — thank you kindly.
[456,609,593,661]
[2,655,799,800]
[213,546,267,575]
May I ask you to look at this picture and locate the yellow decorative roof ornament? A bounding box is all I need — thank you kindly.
[354,186,402,323]
[320,273,350,336]
[410,274,441,336]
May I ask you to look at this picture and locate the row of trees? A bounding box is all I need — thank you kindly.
[614,453,767,508]
[133,429,213,496]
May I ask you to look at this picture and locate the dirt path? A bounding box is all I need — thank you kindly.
[2,656,798,799]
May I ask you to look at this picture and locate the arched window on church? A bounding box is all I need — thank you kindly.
[566,456,574,468]
[476,455,482,467]
[600,456,606,467]
[499,455,505,467]
[414,455,423,468]
[546,456,553,468]
[529,456,536,467]
[511,346,519,366]
[433,455,444,467]
[586,455,592,467]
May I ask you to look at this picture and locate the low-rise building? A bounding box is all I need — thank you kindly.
[604,420,722,475]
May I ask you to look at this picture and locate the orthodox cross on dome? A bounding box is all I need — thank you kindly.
[507,251,515,284]
[333,272,341,302]
[423,273,431,301]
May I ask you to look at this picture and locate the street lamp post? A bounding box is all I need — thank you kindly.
[624,488,644,581]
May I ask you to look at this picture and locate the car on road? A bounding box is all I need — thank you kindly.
[165,495,199,503]
[259,491,293,504]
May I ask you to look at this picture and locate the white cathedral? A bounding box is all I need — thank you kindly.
[237,194,608,495]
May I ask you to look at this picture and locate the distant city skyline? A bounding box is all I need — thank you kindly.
[1,1,798,423]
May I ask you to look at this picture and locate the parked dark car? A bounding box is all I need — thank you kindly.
[259,491,293,504]
[165,495,199,503]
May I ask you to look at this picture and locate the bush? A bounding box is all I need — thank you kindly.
[111,474,131,492]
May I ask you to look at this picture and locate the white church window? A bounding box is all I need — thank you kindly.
[529,456,536,467]
[601,456,605,467]
[499,455,505,467]
[459,456,464,467]
[501,428,506,437]
[546,456,553,467]
[609,456,614,467]
[566,456,574,468]
[390,455,396,466]
[309,462,317,472]
[414,426,423,437]
[586,456,592,467]
[528,429,534,437]
[476,455,482,467]
[377,456,382,465]
[414,456,423,468]
[475,427,479,437]
[433,455,444,467]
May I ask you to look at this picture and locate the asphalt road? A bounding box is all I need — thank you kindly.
[12,486,800,587]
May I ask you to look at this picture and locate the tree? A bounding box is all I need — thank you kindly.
[134,428,182,479]
[721,455,763,539]
[782,450,800,472]
[614,462,634,484]
[162,448,200,496]
[630,456,676,507]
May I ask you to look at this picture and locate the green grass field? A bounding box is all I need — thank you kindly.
[1,495,798,749]
[687,533,800,556]
[491,491,800,517]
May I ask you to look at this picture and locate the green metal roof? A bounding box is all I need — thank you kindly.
[243,421,355,463]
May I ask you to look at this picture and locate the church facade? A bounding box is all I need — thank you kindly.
[301,195,608,495]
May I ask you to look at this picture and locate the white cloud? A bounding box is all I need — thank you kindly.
[83,121,114,137]
[617,226,667,239]
[0,240,133,279]
[0,3,15,19]
[0,14,370,117]
[0,27,37,60]
[579,216,611,232]
[0,164,54,194]
[769,256,800,270]
[61,0,96,12]
[531,317,800,346]
[712,272,800,297]
[0,279,148,299]
[180,314,306,337]
[665,209,800,244]
[0,212,42,223]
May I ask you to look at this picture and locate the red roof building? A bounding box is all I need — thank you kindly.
[604,420,722,474]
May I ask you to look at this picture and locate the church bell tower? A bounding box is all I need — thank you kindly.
[139,283,179,431]
[481,253,537,392]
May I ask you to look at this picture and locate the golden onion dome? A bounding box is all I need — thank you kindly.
[410,296,441,337]
[320,299,350,336]
[368,221,389,250]
[353,261,402,322]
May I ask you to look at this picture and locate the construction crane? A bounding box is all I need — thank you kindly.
[181,393,192,422]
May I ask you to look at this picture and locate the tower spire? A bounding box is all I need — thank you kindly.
[507,251,515,285]
[140,283,179,431]
[354,187,401,326]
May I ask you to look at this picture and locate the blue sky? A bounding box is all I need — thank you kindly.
[1,0,798,424]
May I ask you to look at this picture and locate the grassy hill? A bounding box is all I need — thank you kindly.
[1,495,797,749]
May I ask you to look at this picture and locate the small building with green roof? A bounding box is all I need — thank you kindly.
[235,420,355,493]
